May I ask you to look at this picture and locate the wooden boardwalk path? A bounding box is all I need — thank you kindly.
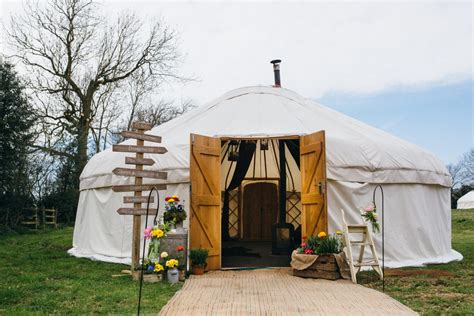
[159,268,416,315]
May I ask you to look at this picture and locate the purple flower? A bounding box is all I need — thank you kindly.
[147,265,154,272]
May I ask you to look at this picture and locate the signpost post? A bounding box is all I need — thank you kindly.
[112,122,167,278]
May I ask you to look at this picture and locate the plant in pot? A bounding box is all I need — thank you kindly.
[165,258,180,284]
[140,259,164,282]
[292,231,346,280]
[164,195,187,231]
[189,247,208,275]
[139,221,169,281]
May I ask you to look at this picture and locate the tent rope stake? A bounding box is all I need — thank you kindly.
[112,121,168,277]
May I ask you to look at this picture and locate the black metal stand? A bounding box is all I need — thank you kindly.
[138,187,160,315]
[372,184,385,292]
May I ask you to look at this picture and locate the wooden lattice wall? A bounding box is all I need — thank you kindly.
[222,188,301,239]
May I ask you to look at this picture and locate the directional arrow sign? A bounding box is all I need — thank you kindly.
[132,122,154,130]
[123,196,155,204]
[125,157,155,166]
[113,145,167,154]
[117,208,158,215]
[112,184,167,192]
[113,168,167,179]
[121,131,162,143]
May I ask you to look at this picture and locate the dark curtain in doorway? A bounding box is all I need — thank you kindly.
[222,140,256,241]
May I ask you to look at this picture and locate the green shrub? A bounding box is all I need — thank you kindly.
[189,248,208,266]
[317,234,342,254]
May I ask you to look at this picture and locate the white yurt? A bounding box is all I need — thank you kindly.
[457,191,474,209]
[69,85,462,268]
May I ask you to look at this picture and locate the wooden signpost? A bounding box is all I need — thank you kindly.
[112,121,168,277]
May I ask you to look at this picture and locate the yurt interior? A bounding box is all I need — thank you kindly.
[220,137,303,268]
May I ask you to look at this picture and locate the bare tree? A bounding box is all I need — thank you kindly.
[447,148,474,189]
[134,99,195,127]
[8,0,181,180]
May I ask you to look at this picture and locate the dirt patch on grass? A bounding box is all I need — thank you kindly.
[385,269,453,278]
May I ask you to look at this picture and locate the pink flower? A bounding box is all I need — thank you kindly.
[144,227,152,240]
[301,243,307,248]
[364,203,375,212]
[304,249,314,255]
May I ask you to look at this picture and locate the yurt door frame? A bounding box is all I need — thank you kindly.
[190,131,327,270]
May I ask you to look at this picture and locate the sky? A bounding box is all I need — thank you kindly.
[1,0,472,164]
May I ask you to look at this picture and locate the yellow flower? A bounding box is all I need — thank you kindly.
[151,229,164,238]
[154,263,164,272]
[172,195,178,199]
[168,198,175,203]
[166,259,179,268]
[336,230,343,235]
[317,231,327,238]
[160,251,168,258]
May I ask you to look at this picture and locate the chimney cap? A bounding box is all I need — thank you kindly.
[270,59,282,64]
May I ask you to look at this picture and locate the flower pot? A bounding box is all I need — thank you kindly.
[167,267,179,284]
[175,221,186,233]
[192,265,205,275]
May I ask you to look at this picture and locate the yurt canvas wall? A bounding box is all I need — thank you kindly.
[69,86,462,268]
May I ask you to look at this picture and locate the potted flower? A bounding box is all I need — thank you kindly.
[140,259,164,282]
[165,258,179,284]
[291,231,346,280]
[164,195,187,232]
[189,247,208,275]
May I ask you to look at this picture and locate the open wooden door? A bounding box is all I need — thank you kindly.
[189,134,221,270]
[300,130,328,239]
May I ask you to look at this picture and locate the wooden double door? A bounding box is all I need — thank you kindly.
[242,182,278,241]
[190,131,327,270]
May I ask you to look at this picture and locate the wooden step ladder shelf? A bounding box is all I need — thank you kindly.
[340,208,383,284]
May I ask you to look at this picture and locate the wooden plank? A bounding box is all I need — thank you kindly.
[192,195,220,206]
[124,196,154,204]
[112,184,167,192]
[117,208,158,215]
[132,122,153,130]
[113,144,167,154]
[113,168,167,179]
[131,136,145,272]
[301,193,323,204]
[125,157,155,166]
[122,131,162,143]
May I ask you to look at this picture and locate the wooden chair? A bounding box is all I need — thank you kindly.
[21,208,39,230]
[340,208,383,283]
[42,208,58,228]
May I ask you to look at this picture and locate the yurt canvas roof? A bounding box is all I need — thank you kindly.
[457,191,474,209]
[80,86,451,190]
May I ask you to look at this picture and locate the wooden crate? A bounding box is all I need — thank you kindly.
[132,271,163,283]
[292,254,341,280]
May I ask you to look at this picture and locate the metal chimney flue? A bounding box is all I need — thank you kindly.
[270,59,282,87]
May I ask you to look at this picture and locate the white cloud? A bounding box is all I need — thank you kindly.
[1,1,472,104]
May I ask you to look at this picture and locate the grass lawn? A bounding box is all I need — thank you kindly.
[1,210,473,314]
[0,227,180,314]
[360,209,474,314]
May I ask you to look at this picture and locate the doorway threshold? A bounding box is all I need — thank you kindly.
[221,266,286,271]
